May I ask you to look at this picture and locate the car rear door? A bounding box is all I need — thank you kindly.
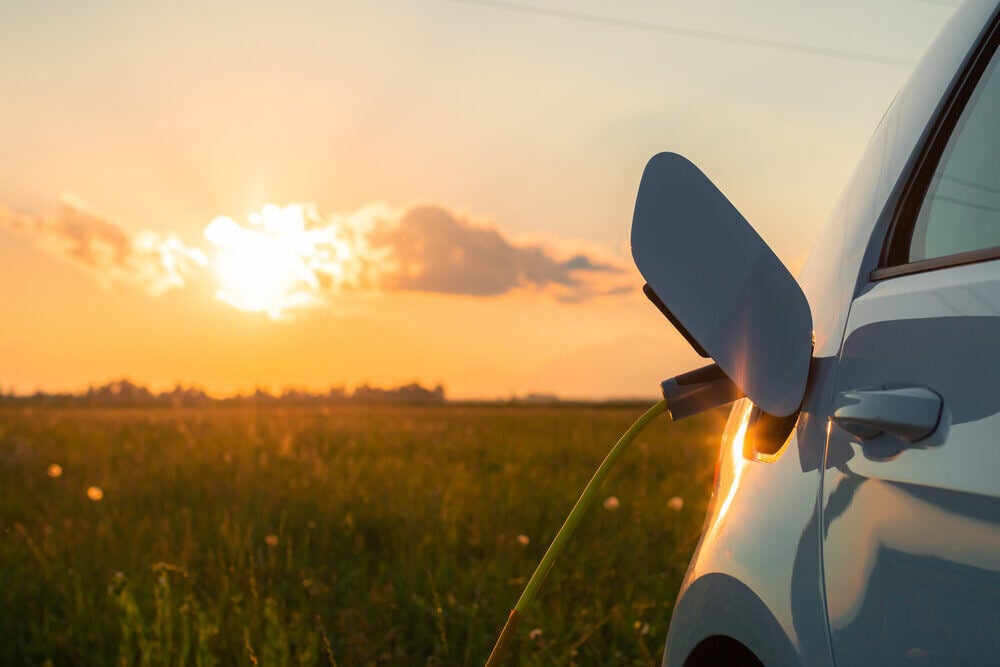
[822,18,1000,666]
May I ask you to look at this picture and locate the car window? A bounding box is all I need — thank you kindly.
[909,48,1000,262]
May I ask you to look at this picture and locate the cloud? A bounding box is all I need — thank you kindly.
[372,205,630,302]
[0,198,206,295]
[0,199,632,314]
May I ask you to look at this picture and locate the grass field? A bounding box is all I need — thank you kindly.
[0,404,724,666]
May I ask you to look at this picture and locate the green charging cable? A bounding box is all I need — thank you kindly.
[485,398,669,666]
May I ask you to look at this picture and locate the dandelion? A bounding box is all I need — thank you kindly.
[515,534,530,546]
[86,486,103,501]
[265,534,279,547]
[46,464,63,478]
[667,496,684,511]
[603,496,620,510]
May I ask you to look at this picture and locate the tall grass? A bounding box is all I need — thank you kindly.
[0,405,722,665]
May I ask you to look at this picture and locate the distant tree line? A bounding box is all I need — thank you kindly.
[0,378,447,407]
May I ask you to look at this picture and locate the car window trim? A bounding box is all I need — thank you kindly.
[871,244,1000,280]
[873,6,1000,281]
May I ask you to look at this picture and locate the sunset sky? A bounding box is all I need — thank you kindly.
[0,0,957,398]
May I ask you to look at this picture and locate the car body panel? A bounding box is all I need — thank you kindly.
[823,260,1000,665]
[664,390,837,666]
[663,1,1000,664]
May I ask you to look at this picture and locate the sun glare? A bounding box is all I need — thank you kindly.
[203,203,372,319]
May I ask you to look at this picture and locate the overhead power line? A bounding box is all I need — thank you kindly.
[444,0,918,68]
[907,0,959,7]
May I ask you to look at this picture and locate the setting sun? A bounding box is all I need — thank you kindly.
[205,211,316,318]
[203,203,367,319]
[212,238,309,316]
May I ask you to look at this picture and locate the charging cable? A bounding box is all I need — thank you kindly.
[485,399,667,666]
[485,363,741,665]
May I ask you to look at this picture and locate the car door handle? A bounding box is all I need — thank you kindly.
[832,387,942,442]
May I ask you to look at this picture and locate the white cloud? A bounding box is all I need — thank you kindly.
[0,198,205,296]
[0,199,633,316]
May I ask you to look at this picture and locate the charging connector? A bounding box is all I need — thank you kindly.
[660,363,743,420]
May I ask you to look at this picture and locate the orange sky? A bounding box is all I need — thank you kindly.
[0,1,954,398]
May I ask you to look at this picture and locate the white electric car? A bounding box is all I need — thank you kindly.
[629,0,1000,664]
